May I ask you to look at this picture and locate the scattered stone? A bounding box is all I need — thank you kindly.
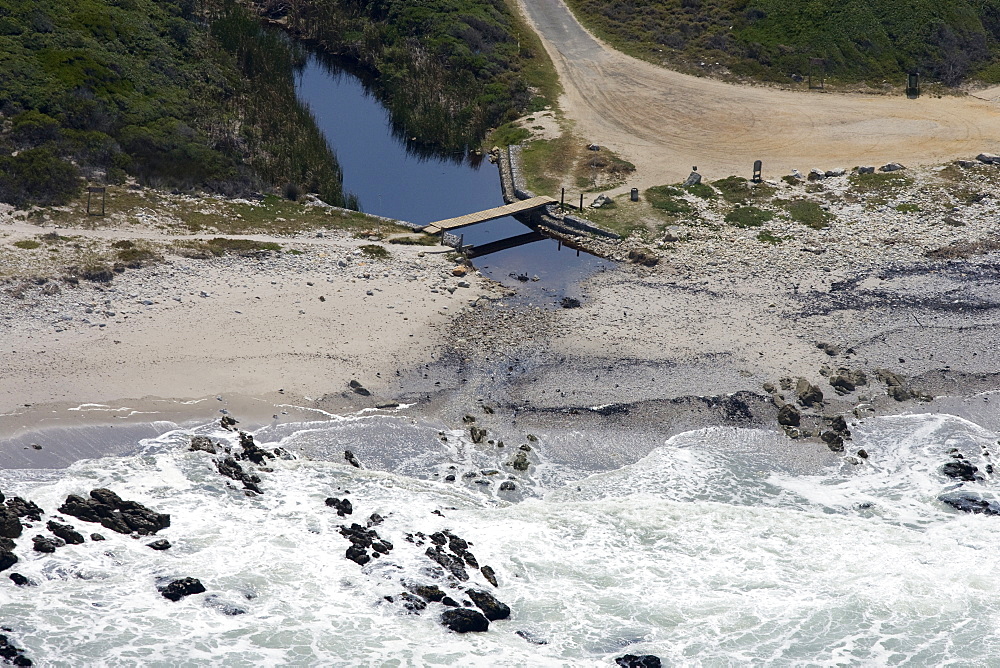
[590,194,613,209]
[395,592,427,613]
[425,545,469,581]
[452,265,469,277]
[855,166,875,174]
[349,380,371,396]
[91,533,105,541]
[879,162,905,172]
[410,584,446,602]
[857,449,869,459]
[507,451,530,471]
[560,297,582,308]
[976,153,1000,165]
[807,168,825,181]
[189,436,218,454]
[466,588,511,621]
[830,415,851,438]
[616,655,662,668]
[499,481,516,491]
[340,523,392,565]
[470,426,487,443]
[325,497,353,517]
[32,535,64,553]
[159,577,206,601]
[46,520,85,545]
[824,168,846,177]
[683,170,702,186]
[57,489,170,535]
[344,450,362,469]
[515,630,548,645]
[777,404,800,427]
[627,249,659,267]
[829,369,867,395]
[462,415,477,423]
[440,608,490,633]
[220,415,238,430]
[147,539,171,550]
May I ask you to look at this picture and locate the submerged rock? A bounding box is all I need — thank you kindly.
[941,461,979,482]
[215,456,263,494]
[344,450,363,469]
[410,584,446,602]
[32,535,64,553]
[939,492,1000,516]
[159,577,206,601]
[189,436,218,454]
[440,608,490,633]
[480,565,499,587]
[0,634,32,666]
[8,572,33,586]
[616,655,662,668]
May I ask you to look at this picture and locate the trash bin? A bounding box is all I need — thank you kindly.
[630,188,639,202]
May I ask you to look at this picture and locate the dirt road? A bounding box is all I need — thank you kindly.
[518,0,1000,188]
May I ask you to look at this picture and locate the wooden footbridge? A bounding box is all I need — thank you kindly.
[422,195,557,234]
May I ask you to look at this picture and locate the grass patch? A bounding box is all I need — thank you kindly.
[712,176,775,204]
[686,183,717,199]
[388,235,439,246]
[359,244,390,259]
[489,123,531,147]
[13,239,41,250]
[783,199,833,229]
[725,206,774,228]
[847,171,914,205]
[645,186,693,214]
[520,135,578,195]
[757,230,786,244]
[204,238,282,256]
[895,203,920,213]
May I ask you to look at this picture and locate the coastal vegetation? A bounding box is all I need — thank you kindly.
[563,0,1000,87]
[0,0,347,208]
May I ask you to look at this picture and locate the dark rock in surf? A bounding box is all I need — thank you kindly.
[941,461,979,481]
[220,415,238,430]
[189,436,218,454]
[616,655,662,668]
[32,535,64,553]
[939,492,1000,515]
[777,404,800,427]
[46,520,85,545]
[410,584,446,602]
[440,607,490,633]
[344,450,362,468]
[58,489,170,535]
[508,451,530,471]
[325,497,353,517]
[0,538,13,552]
[237,431,274,466]
[821,431,845,452]
[0,634,32,666]
[6,497,43,522]
[0,509,22,539]
[515,629,548,644]
[425,545,469,581]
[466,589,510,621]
[830,415,851,437]
[9,572,33,586]
[339,523,391,565]
[441,596,460,607]
[349,380,371,396]
[470,426,487,443]
[147,539,171,550]
[215,456,263,494]
[0,551,17,572]
[397,592,427,613]
[346,544,370,566]
[481,565,498,587]
[159,577,206,601]
[90,533,106,541]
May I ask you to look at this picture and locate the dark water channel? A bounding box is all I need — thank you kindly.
[294,54,611,304]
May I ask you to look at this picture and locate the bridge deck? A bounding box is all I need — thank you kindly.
[423,195,557,234]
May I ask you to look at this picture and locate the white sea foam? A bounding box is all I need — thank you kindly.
[2,412,999,665]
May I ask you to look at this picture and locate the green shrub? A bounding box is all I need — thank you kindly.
[13,239,41,250]
[686,183,717,199]
[725,205,774,227]
[757,230,785,244]
[359,244,390,259]
[0,147,81,207]
[895,203,919,213]
[645,185,692,213]
[784,200,833,229]
[205,238,282,255]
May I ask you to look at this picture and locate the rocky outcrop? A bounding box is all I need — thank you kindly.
[876,369,931,402]
[189,436,218,454]
[409,584,447,602]
[8,572,33,586]
[941,460,979,481]
[58,489,170,535]
[215,456,263,494]
[339,523,393,566]
[480,565,498,587]
[795,379,823,407]
[940,492,1000,516]
[0,508,22,539]
[32,535,64,553]
[0,550,17,572]
[344,450,362,468]
[325,497,353,517]
[466,589,510,621]
[158,577,206,601]
[6,497,43,522]
[425,545,469,581]
[440,608,490,633]
[237,432,274,466]
[829,369,867,395]
[777,404,800,427]
[147,539,171,550]
[46,520,85,545]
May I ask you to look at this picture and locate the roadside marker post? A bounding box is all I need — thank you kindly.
[87,186,106,216]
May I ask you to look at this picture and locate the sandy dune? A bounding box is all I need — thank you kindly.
[518,0,1000,188]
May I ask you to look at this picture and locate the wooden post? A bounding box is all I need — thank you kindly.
[86,186,106,216]
[561,187,565,211]
[579,193,584,211]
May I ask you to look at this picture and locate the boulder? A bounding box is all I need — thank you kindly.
[159,577,206,601]
[481,565,499,587]
[824,169,846,177]
[627,249,659,267]
[46,520,85,545]
[879,162,905,172]
[508,451,530,471]
[795,379,824,407]
[237,431,274,466]
[349,380,371,397]
[466,589,511,621]
[777,404,801,427]
[410,584,446,602]
[855,166,875,174]
[9,572,33,586]
[940,492,1000,515]
[32,535,64,553]
[941,461,979,481]
[325,497,353,517]
[57,489,170,535]
[821,431,845,452]
[425,545,469,581]
[0,634,32,667]
[220,415,238,430]
[0,551,17,572]
[147,539,171,550]
[560,297,582,309]
[0,538,13,552]
[440,608,490,633]
[976,153,1000,165]
[683,171,702,186]
[807,168,825,181]
[90,533,106,541]
[344,450,362,468]
[0,509,22,539]
[216,456,263,494]
[470,426,487,444]
[830,415,851,437]
[616,655,662,668]
[189,436,217,454]
[452,265,469,277]
[590,194,613,209]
